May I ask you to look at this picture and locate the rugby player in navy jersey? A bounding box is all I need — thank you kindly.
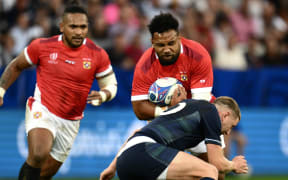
[100,95,248,180]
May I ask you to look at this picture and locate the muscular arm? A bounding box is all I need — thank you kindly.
[132,86,187,120]
[0,51,32,90]
[206,144,234,173]
[207,143,248,175]
[132,100,156,120]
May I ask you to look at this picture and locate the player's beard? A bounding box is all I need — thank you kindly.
[65,36,84,48]
[158,51,180,66]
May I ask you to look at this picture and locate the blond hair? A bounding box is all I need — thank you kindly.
[213,96,241,120]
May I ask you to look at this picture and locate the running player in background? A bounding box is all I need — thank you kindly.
[0,1,117,179]
[131,12,215,120]
[100,96,248,180]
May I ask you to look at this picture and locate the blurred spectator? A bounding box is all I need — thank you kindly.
[245,36,264,68]
[0,31,15,67]
[141,0,166,21]
[124,33,144,66]
[108,3,139,45]
[227,0,256,44]
[260,32,288,66]
[0,0,287,71]
[262,0,287,39]
[214,29,248,71]
[10,12,43,55]
[106,32,134,70]
[103,0,129,25]
[90,14,112,49]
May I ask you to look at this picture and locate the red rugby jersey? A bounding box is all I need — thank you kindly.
[131,37,213,101]
[25,35,112,120]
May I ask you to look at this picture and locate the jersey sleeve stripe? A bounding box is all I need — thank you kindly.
[24,47,34,65]
[95,65,112,78]
[205,138,222,145]
[131,94,148,101]
[191,87,212,93]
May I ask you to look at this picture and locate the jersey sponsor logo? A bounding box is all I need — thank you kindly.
[83,61,91,69]
[33,112,42,119]
[200,79,206,83]
[65,59,75,65]
[48,52,58,64]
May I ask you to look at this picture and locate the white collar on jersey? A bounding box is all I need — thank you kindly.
[58,34,87,45]
[154,41,183,60]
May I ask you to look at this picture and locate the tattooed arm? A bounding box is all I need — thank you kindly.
[0,51,32,106]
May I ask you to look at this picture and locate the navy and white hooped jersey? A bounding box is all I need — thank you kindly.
[134,99,222,150]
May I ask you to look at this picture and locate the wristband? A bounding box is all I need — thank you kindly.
[154,106,168,117]
[0,87,6,98]
[99,91,107,102]
[91,91,107,106]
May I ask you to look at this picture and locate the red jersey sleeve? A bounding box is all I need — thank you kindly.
[132,67,153,96]
[25,39,41,65]
[95,49,112,78]
[131,50,156,101]
[189,42,213,93]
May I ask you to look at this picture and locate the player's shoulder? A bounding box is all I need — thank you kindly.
[181,37,210,61]
[184,99,215,111]
[135,47,157,73]
[31,35,59,45]
[84,38,102,52]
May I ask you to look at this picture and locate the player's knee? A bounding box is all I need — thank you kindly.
[205,164,218,179]
[29,150,49,166]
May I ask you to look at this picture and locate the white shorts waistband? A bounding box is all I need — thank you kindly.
[117,136,156,157]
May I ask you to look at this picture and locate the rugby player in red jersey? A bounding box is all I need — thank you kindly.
[0,2,117,180]
[131,13,215,120]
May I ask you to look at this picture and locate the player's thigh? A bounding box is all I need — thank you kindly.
[40,154,62,179]
[27,128,54,161]
[166,151,218,179]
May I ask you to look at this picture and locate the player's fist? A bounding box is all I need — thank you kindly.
[170,85,187,107]
[87,90,104,106]
[232,155,248,174]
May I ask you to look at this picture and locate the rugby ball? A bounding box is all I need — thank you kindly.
[148,77,182,106]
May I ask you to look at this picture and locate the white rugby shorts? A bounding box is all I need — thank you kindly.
[25,97,80,162]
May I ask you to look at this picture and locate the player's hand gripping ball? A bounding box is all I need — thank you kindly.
[148,77,182,106]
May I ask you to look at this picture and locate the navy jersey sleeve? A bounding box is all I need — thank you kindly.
[200,103,222,146]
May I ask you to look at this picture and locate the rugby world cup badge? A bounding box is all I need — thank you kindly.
[83,61,91,69]
[48,52,58,64]
[33,112,42,119]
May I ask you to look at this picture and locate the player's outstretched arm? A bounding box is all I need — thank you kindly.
[0,51,32,106]
[99,129,140,180]
[100,157,117,180]
[206,144,248,174]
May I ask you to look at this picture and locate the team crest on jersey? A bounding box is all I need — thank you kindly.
[33,112,42,119]
[180,73,188,81]
[83,61,91,69]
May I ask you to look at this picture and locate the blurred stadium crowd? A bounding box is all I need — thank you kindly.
[0,0,288,70]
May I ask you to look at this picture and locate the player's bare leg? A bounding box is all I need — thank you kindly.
[18,128,54,180]
[40,155,62,180]
[166,151,218,180]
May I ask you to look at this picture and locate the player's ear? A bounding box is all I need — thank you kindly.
[59,22,64,33]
